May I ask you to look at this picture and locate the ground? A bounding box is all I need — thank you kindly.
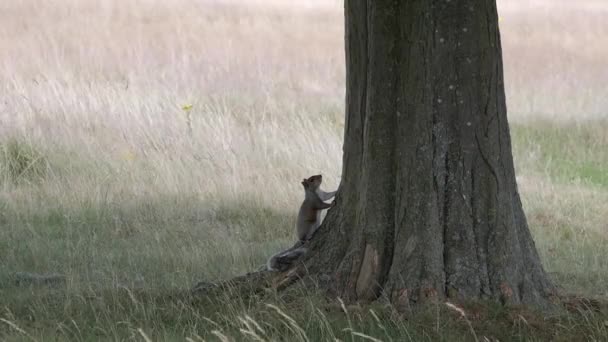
[1,0,607,340]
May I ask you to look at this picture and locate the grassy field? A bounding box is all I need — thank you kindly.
[1,0,607,340]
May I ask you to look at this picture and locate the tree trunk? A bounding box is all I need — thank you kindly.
[300,0,555,307]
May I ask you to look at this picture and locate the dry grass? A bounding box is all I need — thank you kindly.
[0,0,607,340]
[1,0,344,204]
[499,0,608,122]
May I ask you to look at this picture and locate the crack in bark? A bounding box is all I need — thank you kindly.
[474,133,500,194]
[383,0,404,291]
[440,150,450,295]
[358,1,370,164]
[483,54,498,137]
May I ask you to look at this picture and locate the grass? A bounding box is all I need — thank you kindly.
[0,139,49,186]
[1,0,608,340]
[510,121,608,298]
[1,286,607,341]
[513,121,608,188]
[1,121,607,341]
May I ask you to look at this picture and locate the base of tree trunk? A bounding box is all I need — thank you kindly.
[191,243,558,312]
[191,269,564,314]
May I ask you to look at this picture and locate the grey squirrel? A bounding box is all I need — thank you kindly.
[296,174,336,241]
[266,175,336,272]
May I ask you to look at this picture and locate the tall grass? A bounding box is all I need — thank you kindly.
[0,0,607,340]
[0,139,48,185]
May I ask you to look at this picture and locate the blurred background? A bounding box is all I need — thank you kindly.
[0,0,606,297]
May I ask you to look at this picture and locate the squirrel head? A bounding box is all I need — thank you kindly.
[304,174,323,190]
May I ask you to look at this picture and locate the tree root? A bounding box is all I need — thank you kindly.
[191,263,307,300]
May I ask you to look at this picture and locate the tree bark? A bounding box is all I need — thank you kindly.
[298,0,555,307]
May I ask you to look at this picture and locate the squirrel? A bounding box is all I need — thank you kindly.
[266,174,336,272]
[296,174,336,242]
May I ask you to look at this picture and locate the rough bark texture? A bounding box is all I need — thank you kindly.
[297,0,555,308]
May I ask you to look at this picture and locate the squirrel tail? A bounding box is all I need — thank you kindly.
[267,241,308,272]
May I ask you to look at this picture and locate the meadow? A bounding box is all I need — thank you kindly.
[1,0,607,340]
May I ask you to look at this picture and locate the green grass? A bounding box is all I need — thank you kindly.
[511,120,608,298]
[0,122,608,341]
[1,286,607,341]
[512,120,608,187]
[0,195,293,291]
[0,119,607,341]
